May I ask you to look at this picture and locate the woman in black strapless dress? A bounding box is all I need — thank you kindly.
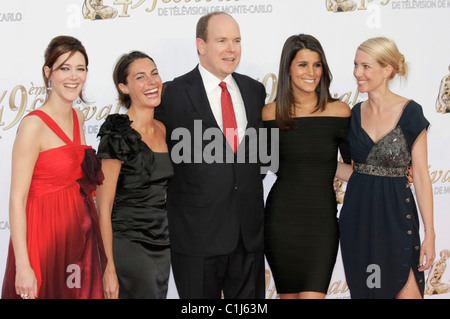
[263,34,351,299]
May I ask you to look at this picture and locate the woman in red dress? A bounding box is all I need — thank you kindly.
[1,36,105,299]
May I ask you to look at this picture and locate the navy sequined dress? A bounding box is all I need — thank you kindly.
[339,100,429,299]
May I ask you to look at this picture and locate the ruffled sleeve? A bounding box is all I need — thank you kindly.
[97,114,143,162]
[400,100,430,150]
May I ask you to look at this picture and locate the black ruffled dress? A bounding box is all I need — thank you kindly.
[97,114,174,299]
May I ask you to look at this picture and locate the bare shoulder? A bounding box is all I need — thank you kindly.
[262,102,276,121]
[328,100,351,117]
[17,113,45,134]
[14,114,45,151]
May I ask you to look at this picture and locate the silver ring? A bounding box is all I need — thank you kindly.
[20,293,29,299]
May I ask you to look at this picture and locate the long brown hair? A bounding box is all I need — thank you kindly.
[276,34,336,130]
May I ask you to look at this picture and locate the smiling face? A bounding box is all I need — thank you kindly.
[197,13,241,80]
[44,51,87,104]
[353,49,393,93]
[118,58,162,109]
[289,49,323,96]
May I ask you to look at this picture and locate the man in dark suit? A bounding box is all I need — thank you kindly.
[155,12,267,299]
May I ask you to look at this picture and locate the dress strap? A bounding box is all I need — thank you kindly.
[72,108,81,145]
[26,109,79,145]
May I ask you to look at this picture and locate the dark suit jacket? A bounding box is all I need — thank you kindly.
[155,66,266,257]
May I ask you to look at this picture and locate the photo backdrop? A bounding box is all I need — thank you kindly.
[0,0,449,299]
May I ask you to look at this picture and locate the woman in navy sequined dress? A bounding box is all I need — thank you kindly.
[337,37,435,299]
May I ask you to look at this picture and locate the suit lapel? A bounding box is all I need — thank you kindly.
[233,73,256,131]
[185,67,220,129]
[184,68,258,131]
[183,68,260,155]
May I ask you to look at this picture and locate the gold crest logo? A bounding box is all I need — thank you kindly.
[436,66,450,114]
[326,0,357,12]
[83,0,118,20]
[425,249,450,295]
[326,0,391,12]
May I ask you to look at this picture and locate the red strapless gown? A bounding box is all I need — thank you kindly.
[1,109,105,299]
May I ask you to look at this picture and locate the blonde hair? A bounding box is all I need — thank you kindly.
[358,37,407,80]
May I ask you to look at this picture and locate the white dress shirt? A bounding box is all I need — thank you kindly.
[198,64,248,143]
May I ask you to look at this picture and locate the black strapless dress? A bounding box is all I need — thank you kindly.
[264,116,350,294]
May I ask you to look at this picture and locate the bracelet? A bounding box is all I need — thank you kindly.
[425,227,435,231]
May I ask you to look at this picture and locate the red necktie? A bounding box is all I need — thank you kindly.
[219,81,238,153]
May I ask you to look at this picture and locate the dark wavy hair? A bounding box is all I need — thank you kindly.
[113,51,155,109]
[275,34,336,130]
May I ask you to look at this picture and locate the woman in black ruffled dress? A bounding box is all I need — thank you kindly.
[96,51,173,299]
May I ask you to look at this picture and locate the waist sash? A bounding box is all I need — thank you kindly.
[353,162,407,177]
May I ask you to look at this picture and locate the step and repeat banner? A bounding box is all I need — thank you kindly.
[0,0,449,299]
